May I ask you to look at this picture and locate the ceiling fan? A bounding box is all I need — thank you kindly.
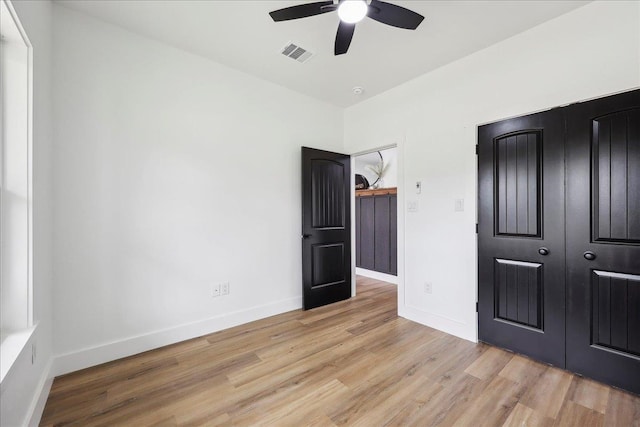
[269,0,424,55]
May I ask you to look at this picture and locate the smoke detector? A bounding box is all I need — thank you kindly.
[352,86,364,95]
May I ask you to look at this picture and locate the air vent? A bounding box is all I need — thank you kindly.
[281,42,313,63]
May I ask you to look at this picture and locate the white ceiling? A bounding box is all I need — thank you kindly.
[56,0,590,107]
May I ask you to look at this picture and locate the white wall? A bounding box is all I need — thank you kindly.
[0,0,54,426]
[51,5,343,374]
[344,1,640,342]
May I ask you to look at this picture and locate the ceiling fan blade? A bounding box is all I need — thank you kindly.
[367,0,424,30]
[269,1,336,22]
[334,21,356,55]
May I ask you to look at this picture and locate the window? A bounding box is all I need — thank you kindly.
[0,0,34,383]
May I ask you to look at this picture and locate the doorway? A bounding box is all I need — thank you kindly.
[352,146,399,296]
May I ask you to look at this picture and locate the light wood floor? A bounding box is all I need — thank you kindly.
[41,277,640,426]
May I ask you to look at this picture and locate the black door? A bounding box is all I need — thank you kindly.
[565,90,640,394]
[301,147,351,310]
[478,110,566,368]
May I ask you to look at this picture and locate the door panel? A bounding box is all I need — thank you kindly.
[494,259,542,329]
[566,90,640,394]
[390,195,397,275]
[374,195,391,273]
[591,270,640,356]
[311,160,346,228]
[355,197,361,267]
[478,109,566,368]
[358,196,375,270]
[302,147,351,310]
[495,131,541,237]
[592,108,640,242]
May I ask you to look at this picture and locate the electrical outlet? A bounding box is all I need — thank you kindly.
[221,282,229,296]
[211,284,221,297]
[424,282,433,294]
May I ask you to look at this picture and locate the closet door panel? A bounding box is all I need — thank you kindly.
[359,196,375,270]
[374,195,391,273]
[390,195,397,275]
[566,89,640,395]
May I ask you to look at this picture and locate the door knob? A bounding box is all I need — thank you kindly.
[302,234,312,239]
[538,247,549,256]
[583,251,596,261]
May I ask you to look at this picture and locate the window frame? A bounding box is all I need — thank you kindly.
[0,0,35,384]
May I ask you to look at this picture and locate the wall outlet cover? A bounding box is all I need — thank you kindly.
[211,284,221,297]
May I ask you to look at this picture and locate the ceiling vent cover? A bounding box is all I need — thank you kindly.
[281,42,313,63]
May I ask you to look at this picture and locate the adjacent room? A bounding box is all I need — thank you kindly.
[1,0,639,425]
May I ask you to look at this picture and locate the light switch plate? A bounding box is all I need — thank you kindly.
[454,199,464,212]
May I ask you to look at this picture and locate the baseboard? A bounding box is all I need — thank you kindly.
[355,267,398,284]
[52,296,302,377]
[399,304,477,343]
[27,358,53,427]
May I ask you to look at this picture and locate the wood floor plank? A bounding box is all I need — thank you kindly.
[347,373,435,427]
[603,387,640,427]
[464,345,514,380]
[567,376,611,414]
[502,402,554,427]
[40,277,640,426]
[401,371,489,426]
[450,376,524,426]
[239,379,349,426]
[554,401,604,427]
[380,380,444,426]
[498,354,547,385]
[520,366,573,419]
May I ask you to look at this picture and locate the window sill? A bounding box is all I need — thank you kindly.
[0,325,36,385]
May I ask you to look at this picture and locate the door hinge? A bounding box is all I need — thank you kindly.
[475,223,479,234]
[475,144,479,155]
[476,302,479,312]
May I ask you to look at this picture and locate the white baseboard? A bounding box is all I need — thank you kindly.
[53,296,302,377]
[355,267,398,284]
[399,304,477,343]
[27,359,53,427]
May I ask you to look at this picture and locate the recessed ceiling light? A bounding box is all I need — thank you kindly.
[352,86,364,95]
[338,0,368,24]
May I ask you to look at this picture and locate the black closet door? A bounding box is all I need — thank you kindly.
[565,89,640,394]
[478,109,566,368]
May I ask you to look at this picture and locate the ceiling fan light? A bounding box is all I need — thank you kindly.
[338,0,368,24]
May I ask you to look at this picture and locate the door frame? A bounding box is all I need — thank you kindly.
[349,140,404,306]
